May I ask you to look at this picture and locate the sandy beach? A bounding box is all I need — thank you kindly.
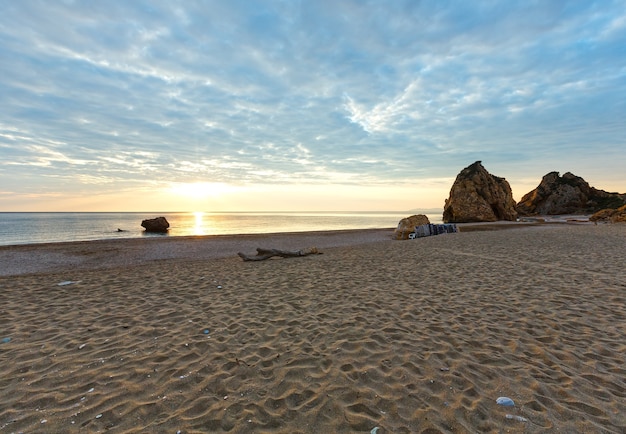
[0,224,624,433]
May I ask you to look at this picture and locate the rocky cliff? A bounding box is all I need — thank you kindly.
[590,205,626,223]
[516,172,626,216]
[443,161,518,223]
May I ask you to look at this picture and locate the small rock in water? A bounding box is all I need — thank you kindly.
[496,396,515,406]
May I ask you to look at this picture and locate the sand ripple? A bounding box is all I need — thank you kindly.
[0,225,624,432]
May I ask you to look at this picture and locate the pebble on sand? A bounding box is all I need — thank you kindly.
[496,396,515,406]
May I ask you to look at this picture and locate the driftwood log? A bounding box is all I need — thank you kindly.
[238,247,321,262]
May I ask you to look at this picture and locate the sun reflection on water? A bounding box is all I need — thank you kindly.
[193,211,206,235]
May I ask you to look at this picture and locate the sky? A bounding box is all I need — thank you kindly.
[1,0,625,212]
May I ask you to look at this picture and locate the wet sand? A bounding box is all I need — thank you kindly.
[0,224,624,432]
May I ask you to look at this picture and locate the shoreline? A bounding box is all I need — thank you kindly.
[0,213,593,248]
[0,220,599,277]
[0,228,395,277]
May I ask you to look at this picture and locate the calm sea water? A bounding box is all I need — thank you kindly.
[0,211,443,246]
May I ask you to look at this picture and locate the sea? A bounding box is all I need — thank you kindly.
[0,210,443,246]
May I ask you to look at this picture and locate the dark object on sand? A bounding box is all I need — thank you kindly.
[141,217,170,233]
[408,223,458,239]
[238,247,321,261]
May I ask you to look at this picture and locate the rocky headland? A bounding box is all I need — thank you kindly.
[442,162,625,223]
[516,171,626,216]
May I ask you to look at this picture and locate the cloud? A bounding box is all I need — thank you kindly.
[0,0,625,211]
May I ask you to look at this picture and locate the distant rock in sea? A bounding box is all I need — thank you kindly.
[141,216,170,233]
[516,172,626,216]
[443,161,518,223]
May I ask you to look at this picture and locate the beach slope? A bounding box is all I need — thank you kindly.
[0,225,624,432]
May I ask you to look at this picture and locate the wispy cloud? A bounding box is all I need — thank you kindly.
[1,0,624,210]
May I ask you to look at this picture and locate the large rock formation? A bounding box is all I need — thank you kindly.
[516,172,626,216]
[394,214,430,240]
[589,205,626,223]
[443,161,518,223]
[141,216,170,232]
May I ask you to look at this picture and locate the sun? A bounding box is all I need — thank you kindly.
[165,182,238,211]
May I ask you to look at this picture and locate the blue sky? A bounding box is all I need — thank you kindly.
[1,0,625,212]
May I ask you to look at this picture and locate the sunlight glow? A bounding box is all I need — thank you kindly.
[168,182,232,199]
